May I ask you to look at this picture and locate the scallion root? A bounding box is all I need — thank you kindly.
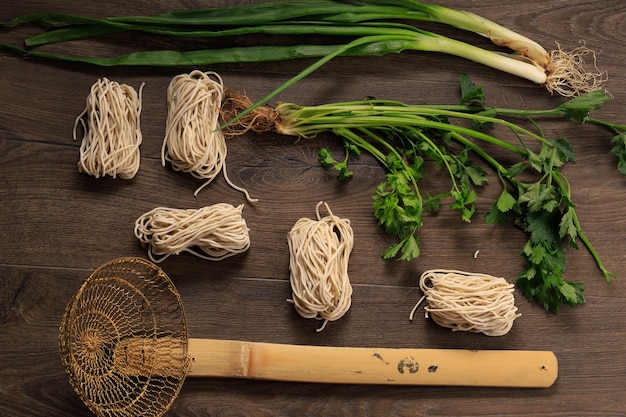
[221,88,279,137]
[545,42,607,97]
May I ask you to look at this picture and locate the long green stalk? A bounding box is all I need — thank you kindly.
[1,0,604,96]
[6,0,548,67]
[2,18,548,83]
[275,100,543,152]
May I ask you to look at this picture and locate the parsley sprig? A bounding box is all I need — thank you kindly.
[482,138,601,312]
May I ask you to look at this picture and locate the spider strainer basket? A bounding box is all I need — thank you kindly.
[59,257,190,417]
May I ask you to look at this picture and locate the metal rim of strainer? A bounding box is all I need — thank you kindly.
[58,257,190,417]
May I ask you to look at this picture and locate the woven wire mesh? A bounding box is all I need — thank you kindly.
[59,258,190,417]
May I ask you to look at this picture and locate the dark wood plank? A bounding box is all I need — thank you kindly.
[1,1,626,416]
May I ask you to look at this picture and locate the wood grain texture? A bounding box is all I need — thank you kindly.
[1,1,625,416]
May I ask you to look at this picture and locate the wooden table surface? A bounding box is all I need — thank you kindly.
[1,1,625,416]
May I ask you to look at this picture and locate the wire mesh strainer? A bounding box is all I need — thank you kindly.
[59,257,189,417]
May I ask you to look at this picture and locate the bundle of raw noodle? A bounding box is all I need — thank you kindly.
[410,269,521,336]
[134,204,250,263]
[287,201,353,332]
[73,77,143,179]
[162,70,255,201]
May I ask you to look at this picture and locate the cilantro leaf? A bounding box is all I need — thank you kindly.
[446,149,488,188]
[559,206,578,242]
[522,209,561,245]
[527,149,544,173]
[484,202,509,225]
[463,163,489,187]
[458,73,486,106]
[383,234,420,261]
[516,269,585,313]
[450,185,476,223]
[522,240,548,265]
[610,132,626,175]
[318,147,335,167]
[424,192,442,213]
[373,168,423,261]
[550,138,576,163]
[496,189,517,213]
[518,184,557,213]
[555,90,611,122]
[470,108,496,131]
[516,230,585,314]
[506,162,528,177]
[318,147,353,180]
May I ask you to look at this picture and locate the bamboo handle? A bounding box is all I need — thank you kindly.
[187,338,557,388]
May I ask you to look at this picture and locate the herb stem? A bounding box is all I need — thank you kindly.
[447,132,508,175]
[276,102,529,155]
[585,117,626,134]
[551,173,615,284]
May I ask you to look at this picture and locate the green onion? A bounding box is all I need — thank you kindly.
[1,0,605,97]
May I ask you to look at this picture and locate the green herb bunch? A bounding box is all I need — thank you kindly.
[304,75,621,312]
